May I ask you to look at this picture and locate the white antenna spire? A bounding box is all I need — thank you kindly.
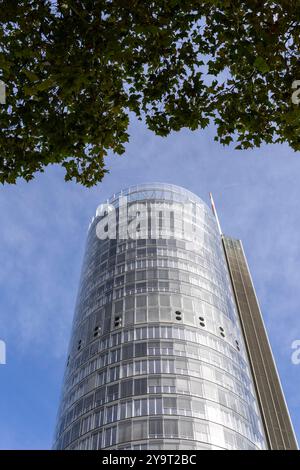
[209,192,222,236]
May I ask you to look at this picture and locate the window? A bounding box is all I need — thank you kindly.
[106,404,118,423]
[78,435,92,450]
[148,294,159,306]
[125,297,134,310]
[148,326,159,339]
[135,327,147,340]
[107,383,119,402]
[114,300,123,313]
[149,397,162,415]
[121,379,133,398]
[177,397,192,416]
[135,342,147,357]
[136,270,146,281]
[70,420,81,442]
[159,280,169,290]
[161,341,173,355]
[132,420,147,440]
[136,308,147,323]
[148,341,160,356]
[95,387,106,406]
[148,269,156,280]
[120,400,133,420]
[160,294,170,305]
[136,282,147,292]
[192,400,206,418]
[104,426,117,447]
[125,310,134,324]
[194,422,209,442]
[149,377,161,393]
[177,377,189,394]
[92,430,102,450]
[162,377,175,393]
[147,247,157,257]
[125,282,133,295]
[123,328,134,343]
[84,394,94,413]
[136,295,147,307]
[109,366,120,382]
[148,307,159,321]
[110,348,121,363]
[149,359,161,374]
[218,389,227,407]
[164,419,179,437]
[149,418,163,438]
[111,332,121,347]
[163,397,177,414]
[117,253,125,264]
[134,378,147,395]
[123,361,134,378]
[94,408,105,427]
[161,359,168,373]
[134,398,148,417]
[135,359,147,375]
[179,419,193,439]
[183,297,193,310]
[118,421,132,443]
[137,248,146,258]
[122,344,134,360]
[171,294,181,308]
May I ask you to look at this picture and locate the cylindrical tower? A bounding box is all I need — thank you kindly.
[53,183,267,450]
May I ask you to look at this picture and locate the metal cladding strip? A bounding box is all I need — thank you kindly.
[222,236,298,450]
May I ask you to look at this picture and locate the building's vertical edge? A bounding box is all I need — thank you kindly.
[221,236,272,449]
[222,236,298,450]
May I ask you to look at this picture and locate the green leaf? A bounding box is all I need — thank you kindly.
[253,57,270,74]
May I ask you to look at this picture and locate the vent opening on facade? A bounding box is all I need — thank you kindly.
[94,326,99,337]
[175,310,182,321]
[114,316,122,328]
[77,340,81,351]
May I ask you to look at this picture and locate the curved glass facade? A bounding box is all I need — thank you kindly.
[53,183,267,450]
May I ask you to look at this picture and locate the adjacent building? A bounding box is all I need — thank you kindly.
[53,183,297,450]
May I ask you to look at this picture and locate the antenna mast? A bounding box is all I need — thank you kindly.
[209,192,223,236]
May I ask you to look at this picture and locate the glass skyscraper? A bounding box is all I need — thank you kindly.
[53,183,297,450]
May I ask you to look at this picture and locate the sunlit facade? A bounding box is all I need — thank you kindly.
[53,183,268,450]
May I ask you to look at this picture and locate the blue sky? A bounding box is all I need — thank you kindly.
[0,118,299,449]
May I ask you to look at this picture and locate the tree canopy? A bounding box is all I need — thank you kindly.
[0,0,299,186]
